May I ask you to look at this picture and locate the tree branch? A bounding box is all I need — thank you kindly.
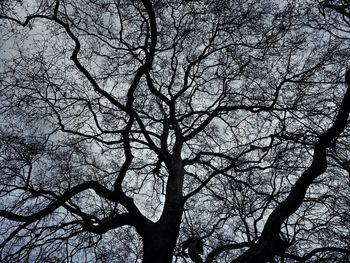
[232,75,350,263]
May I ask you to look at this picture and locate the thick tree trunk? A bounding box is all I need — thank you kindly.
[142,156,184,263]
[142,234,176,263]
[142,199,183,263]
[142,219,182,263]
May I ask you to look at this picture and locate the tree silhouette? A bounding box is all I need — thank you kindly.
[0,0,349,262]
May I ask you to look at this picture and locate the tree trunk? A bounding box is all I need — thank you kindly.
[142,204,183,263]
[142,225,179,263]
[142,156,185,263]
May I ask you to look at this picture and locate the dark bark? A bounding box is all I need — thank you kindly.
[1,1,349,262]
[231,78,350,263]
[141,156,185,263]
[142,208,183,263]
[142,196,183,262]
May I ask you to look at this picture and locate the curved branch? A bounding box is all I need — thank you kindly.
[0,181,115,223]
[232,77,350,263]
[83,213,138,235]
[205,242,252,263]
[282,246,350,262]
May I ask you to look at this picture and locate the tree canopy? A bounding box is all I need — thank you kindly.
[0,0,349,262]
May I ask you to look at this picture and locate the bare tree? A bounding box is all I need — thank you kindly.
[0,0,349,262]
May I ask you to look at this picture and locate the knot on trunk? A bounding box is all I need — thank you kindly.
[182,236,204,263]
